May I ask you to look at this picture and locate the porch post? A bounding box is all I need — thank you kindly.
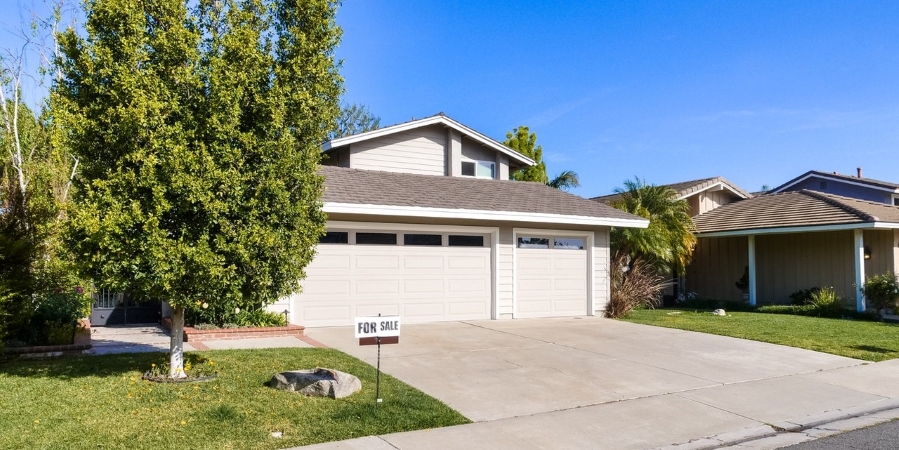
[748,235,757,306]
[854,229,866,312]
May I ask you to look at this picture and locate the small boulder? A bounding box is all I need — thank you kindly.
[711,309,726,316]
[269,368,361,398]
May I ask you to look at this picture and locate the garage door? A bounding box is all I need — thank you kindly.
[295,230,492,327]
[515,235,588,318]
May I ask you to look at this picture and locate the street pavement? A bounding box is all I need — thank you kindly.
[778,419,899,450]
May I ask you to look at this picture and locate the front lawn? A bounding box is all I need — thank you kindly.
[622,309,899,362]
[0,348,468,449]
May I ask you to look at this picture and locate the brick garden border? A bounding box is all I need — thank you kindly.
[161,317,305,342]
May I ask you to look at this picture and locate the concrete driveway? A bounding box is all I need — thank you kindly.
[303,317,899,449]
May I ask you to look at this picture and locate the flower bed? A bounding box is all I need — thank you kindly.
[161,317,305,342]
[2,319,92,358]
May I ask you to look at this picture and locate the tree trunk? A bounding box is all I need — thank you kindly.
[169,306,187,378]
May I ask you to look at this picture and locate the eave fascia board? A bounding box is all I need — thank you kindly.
[321,116,536,166]
[693,221,899,238]
[772,173,899,194]
[323,202,650,228]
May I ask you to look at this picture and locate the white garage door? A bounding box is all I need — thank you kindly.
[515,236,588,318]
[295,230,492,327]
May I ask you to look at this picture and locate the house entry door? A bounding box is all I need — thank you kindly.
[90,290,162,326]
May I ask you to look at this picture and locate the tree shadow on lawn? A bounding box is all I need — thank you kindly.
[0,352,176,379]
[850,345,899,356]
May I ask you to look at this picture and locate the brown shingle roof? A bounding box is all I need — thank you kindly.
[590,176,750,203]
[693,190,899,234]
[319,166,645,224]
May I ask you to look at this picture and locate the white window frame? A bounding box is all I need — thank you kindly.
[461,159,496,179]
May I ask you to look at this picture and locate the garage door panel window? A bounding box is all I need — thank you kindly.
[356,232,397,245]
[404,234,442,246]
[554,238,584,250]
[320,231,349,244]
[518,237,550,248]
[448,235,484,247]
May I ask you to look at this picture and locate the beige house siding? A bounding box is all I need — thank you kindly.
[349,125,446,175]
[593,230,610,313]
[699,190,737,215]
[497,225,515,317]
[686,236,748,302]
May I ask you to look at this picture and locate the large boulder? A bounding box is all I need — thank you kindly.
[269,368,361,398]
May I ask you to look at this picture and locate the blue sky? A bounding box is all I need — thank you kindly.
[4,1,898,197]
[336,1,899,196]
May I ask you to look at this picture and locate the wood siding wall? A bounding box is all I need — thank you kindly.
[864,229,897,277]
[686,236,748,302]
[755,232,855,304]
[593,230,611,313]
[688,230,897,307]
[350,125,446,175]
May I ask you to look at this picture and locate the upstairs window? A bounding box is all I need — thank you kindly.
[461,160,495,179]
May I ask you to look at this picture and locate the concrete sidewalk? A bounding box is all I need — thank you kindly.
[294,318,899,450]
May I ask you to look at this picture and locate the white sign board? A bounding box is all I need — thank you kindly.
[354,315,402,338]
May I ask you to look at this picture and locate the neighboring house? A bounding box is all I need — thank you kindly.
[591,176,751,217]
[771,168,899,206]
[266,113,649,327]
[686,190,899,311]
[592,176,751,304]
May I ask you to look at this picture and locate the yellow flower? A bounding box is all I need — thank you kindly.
[151,363,156,367]
[180,420,186,425]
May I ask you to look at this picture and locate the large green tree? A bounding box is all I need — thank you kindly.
[328,102,380,140]
[609,177,696,273]
[504,126,580,191]
[54,0,342,377]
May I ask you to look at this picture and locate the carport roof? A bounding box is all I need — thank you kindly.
[319,166,649,228]
[693,190,899,236]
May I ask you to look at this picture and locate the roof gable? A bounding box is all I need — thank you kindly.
[771,170,899,194]
[319,166,648,228]
[590,176,750,203]
[322,113,536,167]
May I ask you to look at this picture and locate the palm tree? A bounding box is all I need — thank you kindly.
[547,170,580,191]
[609,177,696,273]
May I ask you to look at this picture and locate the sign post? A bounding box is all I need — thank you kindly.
[355,314,401,404]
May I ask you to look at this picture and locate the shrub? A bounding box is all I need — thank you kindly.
[860,272,899,311]
[789,287,821,305]
[807,287,844,316]
[606,255,670,319]
[186,305,286,328]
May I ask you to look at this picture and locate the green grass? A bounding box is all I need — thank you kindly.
[0,348,469,449]
[622,309,899,362]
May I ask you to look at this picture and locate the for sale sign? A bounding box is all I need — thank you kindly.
[354,315,401,338]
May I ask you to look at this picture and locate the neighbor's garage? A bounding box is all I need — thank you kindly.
[294,227,493,327]
[515,233,590,318]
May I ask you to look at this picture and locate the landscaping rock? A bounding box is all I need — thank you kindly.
[269,368,361,398]
[712,309,726,316]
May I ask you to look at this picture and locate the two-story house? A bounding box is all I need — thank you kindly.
[771,168,899,206]
[266,113,648,327]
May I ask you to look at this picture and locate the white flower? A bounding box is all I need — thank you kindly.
[234,307,241,314]
[202,302,209,309]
